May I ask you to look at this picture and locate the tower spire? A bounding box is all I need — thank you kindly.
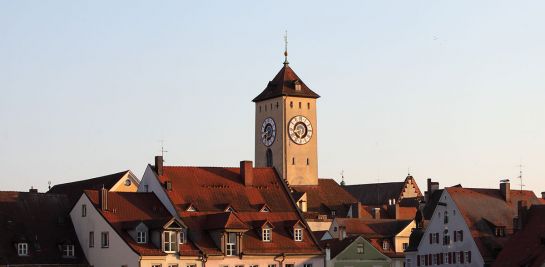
[283,30,289,65]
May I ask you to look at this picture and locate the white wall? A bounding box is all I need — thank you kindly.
[411,190,484,267]
[138,165,178,217]
[70,194,140,267]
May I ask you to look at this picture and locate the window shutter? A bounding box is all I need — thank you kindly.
[417,255,421,266]
[429,233,433,244]
[436,233,439,243]
[424,255,428,266]
[428,254,432,265]
[448,252,452,264]
[468,251,472,263]
[460,231,464,241]
[440,253,444,264]
[460,251,465,263]
[453,252,457,263]
[454,231,457,242]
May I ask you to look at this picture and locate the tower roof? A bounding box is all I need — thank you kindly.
[252,64,320,102]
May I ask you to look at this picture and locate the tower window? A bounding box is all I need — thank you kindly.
[266,149,273,167]
[306,158,309,165]
[276,102,279,108]
[265,105,267,111]
[259,106,261,112]
[299,102,301,109]
[307,103,310,109]
[270,103,272,109]
[290,101,293,108]
[292,157,295,165]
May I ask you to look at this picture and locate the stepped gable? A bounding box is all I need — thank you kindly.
[0,191,88,266]
[156,165,323,256]
[446,187,542,261]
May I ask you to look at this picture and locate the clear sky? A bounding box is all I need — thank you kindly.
[1,1,544,195]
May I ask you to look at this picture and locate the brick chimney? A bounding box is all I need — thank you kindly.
[29,187,38,193]
[541,192,545,200]
[338,226,347,240]
[240,160,253,186]
[99,187,108,211]
[155,156,163,175]
[500,179,510,202]
[516,200,528,230]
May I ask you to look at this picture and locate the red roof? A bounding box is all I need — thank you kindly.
[493,205,545,267]
[292,179,358,219]
[156,165,323,256]
[447,187,543,261]
[252,64,320,102]
[84,190,200,256]
[0,192,88,265]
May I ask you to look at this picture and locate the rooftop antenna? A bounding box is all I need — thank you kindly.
[47,181,51,190]
[160,140,168,159]
[340,170,345,186]
[283,30,289,65]
[518,163,525,192]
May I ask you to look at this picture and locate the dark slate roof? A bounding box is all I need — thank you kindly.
[447,187,543,261]
[48,170,131,206]
[291,179,358,219]
[320,235,361,258]
[493,205,545,267]
[0,192,88,266]
[423,189,443,220]
[155,165,323,256]
[252,64,320,102]
[344,176,422,206]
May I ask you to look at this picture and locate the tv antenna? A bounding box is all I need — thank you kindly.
[159,140,168,159]
[517,163,525,192]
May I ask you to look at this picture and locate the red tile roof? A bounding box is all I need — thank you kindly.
[493,205,545,267]
[0,192,88,266]
[291,179,358,219]
[48,170,131,206]
[336,218,412,239]
[84,190,200,256]
[320,235,361,258]
[446,187,543,261]
[156,165,323,256]
[252,65,320,102]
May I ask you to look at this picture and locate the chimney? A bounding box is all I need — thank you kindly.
[394,203,400,220]
[500,179,510,202]
[155,156,163,176]
[338,226,346,240]
[373,207,381,219]
[164,181,172,191]
[99,187,108,211]
[351,202,362,218]
[240,160,254,186]
[29,187,38,193]
[325,243,331,267]
[516,200,528,230]
[541,192,545,200]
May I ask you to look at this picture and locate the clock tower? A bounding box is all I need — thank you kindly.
[253,59,320,186]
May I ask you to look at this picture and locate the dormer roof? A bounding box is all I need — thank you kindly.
[252,65,320,102]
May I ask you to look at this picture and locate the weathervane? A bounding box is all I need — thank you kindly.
[340,170,345,186]
[283,30,289,65]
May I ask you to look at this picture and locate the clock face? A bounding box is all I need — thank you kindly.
[288,115,313,145]
[261,117,276,146]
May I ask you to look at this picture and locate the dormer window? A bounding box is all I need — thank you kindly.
[382,240,390,251]
[62,244,75,257]
[224,205,235,212]
[186,204,197,212]
[137,231,147,243]
[495,226,506,237]
[179,231,186,244]
[17,243,28,256]
[163,231,177,253]
[226,232,238,256]
[262,228,271,242]
[294,80,301,91]
[260,204,271,212]
[294,228,303,241]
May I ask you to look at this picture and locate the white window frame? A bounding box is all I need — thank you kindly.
[137,231,147,243]
[382,240,390,251]
[101,232,109,248]
[357,243,364,254]
[294,228,303,241]
[89,231,94,248]
[62,244,75,257]
[163,231,177,253]
[17,243,28,256]
[179,231,185,244]
[304,264,312,267]
[82,204,86,217]
[262,228,271,242]
[226,232,237,256]
[168,264,179,267]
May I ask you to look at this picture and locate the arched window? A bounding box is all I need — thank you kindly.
[266,149,273,167]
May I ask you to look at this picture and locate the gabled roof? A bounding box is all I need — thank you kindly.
[48,170,134,206]
[0,192,88,265]
[335,218,413,239]
[83,190,199,257]
[320,235,361,258]
[493,205,545,267]
[291,179,358,218]
[344,175,423,206]
[252,64,320,102]
[155,165,322,256]
[446,187,542,261]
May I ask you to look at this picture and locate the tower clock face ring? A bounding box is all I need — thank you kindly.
[261,117,276,146]
[288,115,313,145]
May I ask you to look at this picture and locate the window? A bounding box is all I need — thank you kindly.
[168,264,179,267]
[89,231,94,248]
[382,240,390,251]
[152,264,162,267]
[179,231,185,244]
[235,265,244,267]
[268,264,277,267]
[406,258,411,267]
[186,265,196,267]
[137,231,147,243]
[17,243,28,256]
[259,106,262,112]
[144,185,149,192]
[163,231,177,252]
[333,227,338,232]
[101,232,109,248]
[495,226,506,237]
[262,228,271,242]
[266,149,273,167]
[303,264,312,267]
[292,157,295,165]
[444,211,449,224]
[285,264,294,267]
[124,179,132,186]
[435,233,440,243]
[331,210,336,217]
[307,103,310,109]
[443,230,450,245]
[455,252,461,263]
[432,254,438,265]
[250,265,259,267]
[226,232,237,256]
[294,228,303,241]
[465,251,472,263]
[82,204,87,217]
[357,243,364,254]
[298,102,302,108]
[290,101,293,108]
[62,244,75,257]
[306,158,309,165]
[403,242,409,250]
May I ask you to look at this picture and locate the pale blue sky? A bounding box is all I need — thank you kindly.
[1,1,544,195]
